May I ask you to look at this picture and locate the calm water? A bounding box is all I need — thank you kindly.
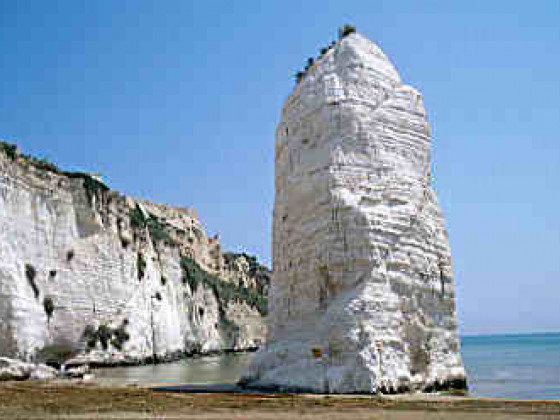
[461,333,560,400]
[95,333,560,400]
[94,353,254,386]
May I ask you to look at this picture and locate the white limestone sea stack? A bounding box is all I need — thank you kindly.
[240,31,467,394]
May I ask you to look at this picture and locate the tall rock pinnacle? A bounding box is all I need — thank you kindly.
[241,31,467,393]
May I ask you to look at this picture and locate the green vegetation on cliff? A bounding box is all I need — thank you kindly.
[0,142,17,161]
[294,25,356,84]
[83,321,130,351]
[181,256,268,315]
[0,140,109,204]
[129,205,175,245]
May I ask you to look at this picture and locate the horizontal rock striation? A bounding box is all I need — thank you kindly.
[241,32,466,393]
[0,144,269,366]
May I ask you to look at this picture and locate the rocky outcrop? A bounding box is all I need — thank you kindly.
[0,357,57,381]
[0,143,269,366]
[241,31,466,393]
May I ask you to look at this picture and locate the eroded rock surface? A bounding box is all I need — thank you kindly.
[0,357,57,381]
[241,33,466,393]
[0,145,269,366]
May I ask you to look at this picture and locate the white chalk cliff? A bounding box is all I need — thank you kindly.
[241,33,466,393]
[0,144,268,366]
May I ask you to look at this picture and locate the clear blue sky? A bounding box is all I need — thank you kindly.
[1,1,559,335]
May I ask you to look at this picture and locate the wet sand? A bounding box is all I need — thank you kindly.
[1,380,559,419]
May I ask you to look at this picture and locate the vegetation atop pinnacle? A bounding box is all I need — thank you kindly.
[294,24,357,85]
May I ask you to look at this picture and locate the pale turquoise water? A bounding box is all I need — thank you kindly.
[95,333,560,400]
[461,333,560,400]
[94,353,254,386]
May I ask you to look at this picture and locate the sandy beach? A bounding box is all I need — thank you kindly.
[1,381,559,419]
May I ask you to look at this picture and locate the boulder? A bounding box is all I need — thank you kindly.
[0,357,57,381]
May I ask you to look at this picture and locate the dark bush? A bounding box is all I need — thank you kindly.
[97,325,113,350]
[147,215,173,244]
[338,24,356,39]
[84,321,130,351]
[137,252,146,280]
[43,297,55,319]
[0,142,110,207]
[62,171,109,205]
[110,338,123,351]
[180,256,268,315]
[83,325,98,349]
[25,263,36,281]
[36,343,79,366]
[13,148,61,173]
[0,142,17,161]
[129,207,174,246]
[129,206,146,229]
[25,263,39,299]
[304,57,314,72]
[33,157,59,173]
[192,227,204,242]
[111,322,131,351]
[181,256,201,292]
[82,174,107,205]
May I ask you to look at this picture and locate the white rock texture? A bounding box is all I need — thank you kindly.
[0,357,57,380]
[241,33,466,394]
[0,150,268,365]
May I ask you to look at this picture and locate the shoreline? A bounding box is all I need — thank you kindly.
[65,346,259,370]
[0,380,559,419]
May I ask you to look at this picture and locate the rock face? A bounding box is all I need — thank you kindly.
[0,144,269,365]
[241,33,466,393]
[0,357,58,381]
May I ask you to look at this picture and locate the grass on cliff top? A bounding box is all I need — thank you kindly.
[129,206,175,245]
[0,141,17,161]
[0,140,109,204]
[294,25,357,85]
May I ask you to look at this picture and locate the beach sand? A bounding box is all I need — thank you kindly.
[1,381,559,419]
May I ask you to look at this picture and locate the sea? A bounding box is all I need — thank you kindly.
[461,332,560,400]
[94,333,560,400]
